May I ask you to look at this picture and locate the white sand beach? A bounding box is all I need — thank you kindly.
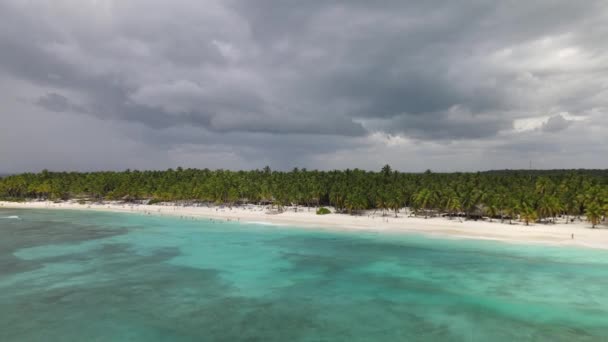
[2,200,607,250]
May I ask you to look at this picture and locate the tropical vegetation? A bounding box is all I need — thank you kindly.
[1,166,607,226]
[316,207,331,215]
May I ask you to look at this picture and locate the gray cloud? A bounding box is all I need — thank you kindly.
[35,93,73,113]
[35,93,89,113]
[542,114,572,133]
[1,0,608,171]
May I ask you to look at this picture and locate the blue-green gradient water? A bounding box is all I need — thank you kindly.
[1,209,608,341]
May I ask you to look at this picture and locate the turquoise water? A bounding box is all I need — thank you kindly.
[1,209,608,341]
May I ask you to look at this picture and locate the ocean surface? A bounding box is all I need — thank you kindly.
[1,209,608,341]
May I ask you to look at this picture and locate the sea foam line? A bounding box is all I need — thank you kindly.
[245,221,280,226]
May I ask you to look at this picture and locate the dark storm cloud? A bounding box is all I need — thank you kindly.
[1,0,607,171]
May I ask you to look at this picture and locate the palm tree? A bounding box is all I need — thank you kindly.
[330,188,345,213]
[460,188,482,219]
[495,190,509,223]
[537,196,562,223]
[345,191,366,215]
[375,189,389,216]
[520,206,538,226]
[413,188,433,218]
[484,202,499,222]
[503,201,519,225]
[562,195,578,224]
[445,195,462,220]
[386,192,403,217]
[586,186,604,205]
[381,164,392,177]
[535,177,554,197]
[585,202,602,228]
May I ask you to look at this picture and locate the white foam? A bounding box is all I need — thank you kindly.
[246,221,279,226]
[1,215,20,219]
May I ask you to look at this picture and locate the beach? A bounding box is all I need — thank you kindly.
[2,200,607,250]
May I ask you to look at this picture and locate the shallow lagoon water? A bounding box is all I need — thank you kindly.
[1,209,608,341]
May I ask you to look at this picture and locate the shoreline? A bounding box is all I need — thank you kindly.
[2,200,608,250]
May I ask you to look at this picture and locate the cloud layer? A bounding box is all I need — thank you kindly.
[1,0,607,172]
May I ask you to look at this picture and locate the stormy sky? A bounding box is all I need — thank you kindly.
[1,0,607,173]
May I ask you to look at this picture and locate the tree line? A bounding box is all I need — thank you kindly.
[1,166,607,226]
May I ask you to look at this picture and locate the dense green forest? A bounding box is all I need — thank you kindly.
[1,167,607,226]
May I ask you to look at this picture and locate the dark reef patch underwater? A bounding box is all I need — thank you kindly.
[1,208,608,341]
